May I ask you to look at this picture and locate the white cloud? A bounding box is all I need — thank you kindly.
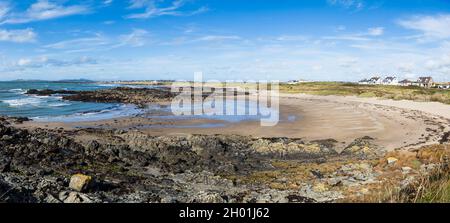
[189,6,209,15]
[322,27,384,44]
[397,63,415,73]
[425,54,450,72]
[276,35,309,41]
[0,28,37,43]
[338,57,359,68]
[327,0,365,11]
[126,0,207,19]
[197,35,241,42]
[398,14,450,41]
[335,25,346,32]
[44,29,152,53]
[17,58,34,66]
[103,20,115,25]
[323,35,370,41]
[117,29,150,47]
[1,0,89,24]
[15,56,97,68]
[128,0,153,9]
[0,2,10,20]
[45,35,110,50]
[367,27,384,36]
[103,0,114,6]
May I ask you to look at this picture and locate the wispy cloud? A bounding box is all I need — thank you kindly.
[0,2,10,20]
[1,0,90,25]
[426,54,450,73]
[0,28,37,43]
[275,35,309,42]
[116,29,150,47]
[327,0,365,11]
[323,27,384,42]
[103,0,114,6]
[398,14,450,41]
[197,35,241,42]
[45,35,110,50]
[126,0,208,19]
[322,35,370,41]
[15,56,97,69]
[44,29,152,53]
[367,27,384,36]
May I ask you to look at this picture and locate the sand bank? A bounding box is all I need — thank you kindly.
[18,93,450,151]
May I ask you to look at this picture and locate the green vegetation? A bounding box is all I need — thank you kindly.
[280,82,450,104]
[379,145,450,203]
[415,177,450,203]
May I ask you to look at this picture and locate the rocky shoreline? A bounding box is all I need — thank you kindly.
[1,115,449,203]
[3,87,450,203]
[26,87,177,108]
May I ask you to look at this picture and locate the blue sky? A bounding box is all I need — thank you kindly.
[0,0,450,81]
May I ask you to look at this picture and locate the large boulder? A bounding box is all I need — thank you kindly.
[69,174,94,192]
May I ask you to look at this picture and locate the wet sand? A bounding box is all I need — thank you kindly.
[18,93,450,151]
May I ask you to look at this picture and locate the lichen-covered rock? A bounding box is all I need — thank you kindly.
[59,191,96,203]
[387,157,398,165]
[341,136,384,159]
[250,138,337,159]
[189,191,225,203]
[69,174,93,192]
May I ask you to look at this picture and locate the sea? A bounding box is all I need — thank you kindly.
[0,81,281,125]
[0,81,141,122]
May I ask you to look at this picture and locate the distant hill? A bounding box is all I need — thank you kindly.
[53,79,95,83]
[10,79,46,82]
[8,79,95,83]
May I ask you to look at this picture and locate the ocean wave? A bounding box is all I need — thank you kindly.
[9,88,26,93]
[33,104,142,122]
[98,84,122,87]
[48,102,71,107]
[0,88,27,94]
[2,97,44,107]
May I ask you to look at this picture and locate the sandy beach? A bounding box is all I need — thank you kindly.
[18,93,450,152]
[4,87,450,203]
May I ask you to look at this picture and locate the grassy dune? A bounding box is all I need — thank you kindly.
[280,82,450,105]
[105,81,450,105]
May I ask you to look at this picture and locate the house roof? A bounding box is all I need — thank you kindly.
[399,79,414,83]
[418,77,433,84]
[383,76,397,82]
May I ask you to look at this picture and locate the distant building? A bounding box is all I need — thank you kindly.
[417,77,434,88]
[437,83,450,90]
[286,79,310,84]
[368,76,382,85]
[286,80,300,84]
[358,78,370,85]
[399,79,415,86]
[382,76,399,85]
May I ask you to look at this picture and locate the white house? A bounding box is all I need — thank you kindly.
[286,80,300,84]
[399,79,415,86]
[382,76,399,85]
[437,83,450,89]
[417,77,434,88]
[368,77,382,85]
[358,79,370,85]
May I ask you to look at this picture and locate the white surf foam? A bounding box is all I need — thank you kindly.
[2,97,44,107]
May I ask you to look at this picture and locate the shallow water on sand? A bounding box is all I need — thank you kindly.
[0,81,279,125]
[0,81,141,122]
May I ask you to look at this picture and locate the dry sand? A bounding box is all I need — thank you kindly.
[18,93,450,151]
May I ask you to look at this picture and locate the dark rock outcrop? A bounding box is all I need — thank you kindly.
[0,116,388,203]
[26,89,78,96]
[62,87,177,108]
